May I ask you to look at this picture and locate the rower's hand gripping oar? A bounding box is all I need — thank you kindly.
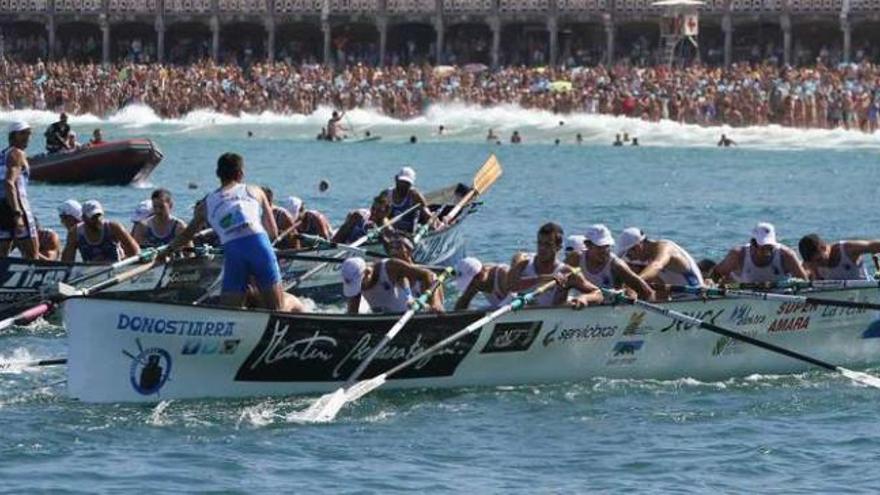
[412,155,502,244]
[603,288,880,390]
[293,271,568,423]
[284,203,419,291]
[296,266,455,422]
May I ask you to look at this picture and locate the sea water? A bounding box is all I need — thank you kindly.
[0,106,879,492]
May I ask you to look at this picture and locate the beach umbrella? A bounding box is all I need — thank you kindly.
[464,63,489,74]
[550,80,573,92]
[433,65,455,76]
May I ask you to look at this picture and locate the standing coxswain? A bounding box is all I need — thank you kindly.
[565,224,655,301]
[713,222,808,284]
[798,234,880,280]
[615,227,705,292]
[168,153,302,311]
[381,167,432,234]
[0,121,39,259]
[132,189,188,249]
[62,200,140,263]
[507,222,602,309]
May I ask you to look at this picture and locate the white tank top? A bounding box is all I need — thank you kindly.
[484,264,511,308]
[362,260,413,313]
[581,252,620,288]
[657,240,705,287]
[522,255,564,307]
[739,244,786,284]
[816,242,871,280]
[205,184,265,244]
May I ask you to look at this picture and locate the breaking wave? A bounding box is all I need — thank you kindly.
[3,103,878,150]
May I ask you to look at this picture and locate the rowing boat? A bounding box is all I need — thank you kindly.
[0,255,221,321]
[64,285,880,403]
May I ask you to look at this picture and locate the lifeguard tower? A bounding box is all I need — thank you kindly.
[653,0,705,66]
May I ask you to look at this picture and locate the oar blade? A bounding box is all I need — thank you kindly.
[290,388,347,423]
[343,374,388,404]
[837,367,880,389]
[473,155,502,194]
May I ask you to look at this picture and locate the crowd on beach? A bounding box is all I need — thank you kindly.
[1,57,879,132]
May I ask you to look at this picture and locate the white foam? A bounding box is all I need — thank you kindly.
[3,102,877,150]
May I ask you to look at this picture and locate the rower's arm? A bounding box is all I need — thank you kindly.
[110,222,141,258]
[638,244,672,281]
[131,222,147,246]
[310,212,333,240]
[346,294,362,314]
[331,212,356,244]
[781,247,809,280]
[4,150,23,213]
[844,240,880,259]
[40,231,61,261]
[412,190,433,223]
[252,186,278,240]
[712,248,742,283]
[61,229,79,262]
[614,259,655,301]
[454,279,479,310]
[168,201,207,253]
[506,253,551,290]
[564,270,604,304]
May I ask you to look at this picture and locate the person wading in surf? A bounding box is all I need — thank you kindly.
[565,224,656,301]
[615,227,705,295]
[62,200,140,263]
[798,234,880,280]
[132,189,188,249]
[507,222,603,309]
[713,222,808,284]
[0,121,39,259]
[169,152,302,311]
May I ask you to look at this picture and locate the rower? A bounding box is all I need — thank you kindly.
[89,128,105,147]
[261,186,296,248]
[0,121,39,259]
[132,189,188,249]
[798,233,880,280]
[718,134,736,147]
[331,193,391,245]
[327,111,345,141]
[284,196,332,245]
[565,224,655,301]
[507,222,603,309]
[62,200,140,263]
[341,253,441,314]
[129,199,153,233]
[37,223,60,260]
[64,131,81,152]
[168,152,295,311]
[381,166,431,234]
[56,199,82,255]
[564,234,586,255]
[486,129,498,141]
[510,131,522,144]
[44,113,70,154]
[453,256,513,310]
[615,227,705,292]
[713,222,808,284]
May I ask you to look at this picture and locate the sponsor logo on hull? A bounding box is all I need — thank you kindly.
[124,339,172,396]
[482,321,542,353]
[235,313,482,382]
[543,321,617,346]
[606,340,644,366]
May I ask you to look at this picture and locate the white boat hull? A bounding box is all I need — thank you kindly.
[64,287,880,403]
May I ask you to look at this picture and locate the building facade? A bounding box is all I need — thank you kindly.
[1,0,879,66]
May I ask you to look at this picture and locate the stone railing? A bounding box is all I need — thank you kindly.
[326,0,379,10]
[498,0,551,12]
[164,0,213,12]
[729,0,785,11]
[217,0,268,10]
[849,0,880,10]
[699,0,729,12]
[273,0,321,12]
[0,0,48,11]
[108,0,158,12]
[53,0,104,11]
[442,0,494,13]
[788,0,840,11]
[615,0,662,13]
[386,0,436,13]
[556,0,607,12]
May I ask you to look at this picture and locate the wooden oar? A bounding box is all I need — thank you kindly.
[283,204,419,291]
[293,273,566,423]
[297,266,455,422]
[603,289,880,390]
[675,285,880,312]
[412,155,502,244]
[0,357,67,371]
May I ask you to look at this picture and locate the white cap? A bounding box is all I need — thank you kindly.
[131,199,153,224]
[585,224,615,247]
[82,200,105,219]
[69,131,77,138]
[564,235,586,253]
[751,222,778,246]
[341,257,367,297]
[7,121,30,134]
[454,257,483,292]
[57,199,82,220]
[616,227,646,256]
[396,166,416,185]
[283,196,303,219]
